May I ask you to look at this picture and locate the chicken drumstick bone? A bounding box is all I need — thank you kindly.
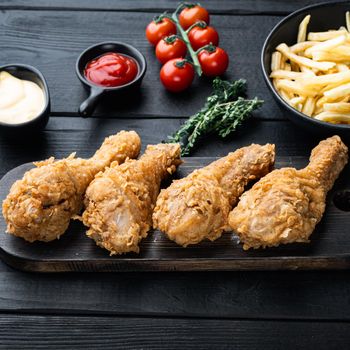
[229,135,348,250]
[2,130,141,242]
[82,143,182,255]
[153,143,275,246]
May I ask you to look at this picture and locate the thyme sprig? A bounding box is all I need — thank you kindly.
[168,78,263,155]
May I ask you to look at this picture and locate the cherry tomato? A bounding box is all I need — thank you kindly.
[155,36,187,64]
[160,58,195,92]
[188,24,219,51]
[146,18,177,46]
[198,47,229,77]
[179,5,210,30]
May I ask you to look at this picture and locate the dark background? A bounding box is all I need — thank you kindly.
[0,0,349,348]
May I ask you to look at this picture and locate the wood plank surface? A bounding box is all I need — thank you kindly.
[3,269,350,320]
[0,9,286,118]
[1,1,350,344]
[0,117,334,178]
[0,0,344,14]
[0,314,349,350]
[0,113,349,316]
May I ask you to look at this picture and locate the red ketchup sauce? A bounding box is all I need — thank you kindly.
[84,52,138,87]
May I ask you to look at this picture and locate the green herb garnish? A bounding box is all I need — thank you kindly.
[168,78,263,155]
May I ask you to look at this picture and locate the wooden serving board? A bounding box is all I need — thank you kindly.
[0,157,349,272]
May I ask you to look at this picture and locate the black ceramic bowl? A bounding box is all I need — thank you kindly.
[261,1,350,138]
[76,41,147,117]
[0,64,50,134]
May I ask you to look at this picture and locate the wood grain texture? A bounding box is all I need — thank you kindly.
[0,0,349,333]
[0,153,349,272]
[0,3,345,121]
[3,269,350,319]
[0,314,349,350]
[0,9,287,119]
[0,0,344,15]
[0,117,336,178]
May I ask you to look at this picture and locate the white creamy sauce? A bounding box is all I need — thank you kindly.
[0,71,45,124]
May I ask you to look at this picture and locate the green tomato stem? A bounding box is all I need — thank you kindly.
[171,9,202,76]
[163,34,179,44]
[195,43,217,55]
[186,20,207,34]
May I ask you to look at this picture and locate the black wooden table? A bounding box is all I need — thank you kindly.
[0,0,350,348]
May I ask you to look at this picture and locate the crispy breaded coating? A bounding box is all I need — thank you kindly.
[153,144,275,247]
[229,136,348,250]
[2,131,141,242]
[82,143,181,255]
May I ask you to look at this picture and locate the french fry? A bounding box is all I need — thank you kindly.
[272,79,278,90]
[302,97,316,116]
[316,96,327,108]
[320,82,347,93]
[277,88,293,102]
[323,82,350,101]
[316,90,349,106]
[305,34,347,57]
[280,53,287,70]
[271,51,282,71]
[270,70,306,80]
[297,15,311,43]
[331,45,350,56]
[290,96,305,106]
[316,94,348,108]
[284,63,292,71]
[308,29,348,41]
[300,66,316,75]
[290,41,318,53]
[324,102,350,113]
[294,102,303,111]
[276,79,317,97]
[300,70,350,88]
[271,14,350,123]
[314,111,350,123]
[314,104,323,115]
[290,61,300,71]
[327,67,340,74]
[276,43,336,71]
[312,51,350,62]
[336,63,349,72]
[289,97,304,111]
[346,11,350,32]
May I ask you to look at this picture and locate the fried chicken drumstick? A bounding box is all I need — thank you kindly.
[153,144,275,247]
[229,136,348,250]
[2,131,141,242]
[82,143,181,255]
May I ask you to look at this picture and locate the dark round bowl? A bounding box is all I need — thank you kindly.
[261,1,350,139]
[0,64,50,134]
[76,41,147,117]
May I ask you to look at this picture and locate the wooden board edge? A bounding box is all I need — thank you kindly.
[1,246,350,272]
[1,162,350,273]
